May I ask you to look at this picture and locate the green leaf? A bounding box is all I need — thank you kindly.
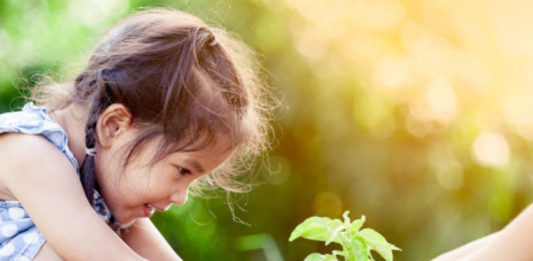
[325,219,344,245]
[289,217,344,244]
[304,253,338,261]
[289,217,327,242]
[390,244,401,251]
[346,237,369,261]
[351,216,366,232]
[358,228,400,261]
[332,250,345,257]
[343,211,351,226]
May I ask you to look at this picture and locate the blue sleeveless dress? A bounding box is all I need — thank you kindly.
[0,103,113,260]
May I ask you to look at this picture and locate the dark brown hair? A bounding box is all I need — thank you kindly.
[31,9,271,206]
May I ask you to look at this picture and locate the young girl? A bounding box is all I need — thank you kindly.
[0,8,269,260]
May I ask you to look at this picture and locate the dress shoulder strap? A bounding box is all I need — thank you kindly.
[0,103,115,224]
[0,103,79,170]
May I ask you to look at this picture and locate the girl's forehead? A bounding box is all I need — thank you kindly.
[167,133,234,153]
[125,126,235,166]
[163,144,233,173]
[166,142,233,161]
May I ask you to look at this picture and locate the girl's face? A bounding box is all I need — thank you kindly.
[94,108,232,225]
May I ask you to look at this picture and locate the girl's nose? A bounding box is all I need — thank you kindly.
[171,188,189,206]
[161,203,173,212]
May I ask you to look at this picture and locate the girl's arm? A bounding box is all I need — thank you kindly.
[431,231,501,260]
[0,133,146,261]
[121,217,183,260]
[459,203,533,260]
[435,203,533,261]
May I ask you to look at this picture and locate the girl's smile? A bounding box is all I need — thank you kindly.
[143,204,156,218]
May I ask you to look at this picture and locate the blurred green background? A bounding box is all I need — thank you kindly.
[3,0,533,260]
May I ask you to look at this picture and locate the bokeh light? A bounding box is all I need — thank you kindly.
[472,132,510,167]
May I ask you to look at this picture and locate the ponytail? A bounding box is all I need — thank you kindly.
[78,68,117,206]
[80,128,97,205]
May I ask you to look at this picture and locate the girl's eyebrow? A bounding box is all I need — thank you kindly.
[186,159,204,173]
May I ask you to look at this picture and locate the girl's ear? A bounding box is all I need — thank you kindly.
[96,103,133,148]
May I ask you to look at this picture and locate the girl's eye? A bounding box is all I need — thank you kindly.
[177,167,192,176]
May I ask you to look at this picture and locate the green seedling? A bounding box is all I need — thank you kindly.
[289,211,400,261]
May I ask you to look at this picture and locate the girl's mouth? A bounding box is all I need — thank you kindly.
[143,203,155,217]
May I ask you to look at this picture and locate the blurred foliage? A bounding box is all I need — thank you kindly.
[3,0,533,260]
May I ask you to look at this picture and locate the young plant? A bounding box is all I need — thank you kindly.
[289,211,400,261]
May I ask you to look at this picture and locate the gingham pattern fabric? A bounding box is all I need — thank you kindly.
[0,102,113,260]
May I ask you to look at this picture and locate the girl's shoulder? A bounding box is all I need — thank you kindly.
[0,103,64,140]
[0,102,76,177]
[0,131,71,168]
[0,103,78,170]
[0,132,75,201]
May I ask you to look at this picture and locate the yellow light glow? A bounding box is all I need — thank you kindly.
[373,57,411,90]
[472,132,510,167]
[436,161,464,190]
[313,191,342,218]
[425,78,458,125]
[285,0,533,140]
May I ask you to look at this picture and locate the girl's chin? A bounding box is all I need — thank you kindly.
[113,212,140,227]
[118,219,136,229]
[112,205,150,227]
